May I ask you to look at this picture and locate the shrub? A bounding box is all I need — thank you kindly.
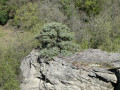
[60,0,73,17]
[0,47,20,90]
[36,22,80,58]
[0,0,9,25]
[0,9,9,25]
[74,0,102,15]
[0,0,8,5]
[0,61,20,90]
[14,2,40,31]
[0,0,16,25]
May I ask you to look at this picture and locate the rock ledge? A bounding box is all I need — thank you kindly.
[20,49,120,90]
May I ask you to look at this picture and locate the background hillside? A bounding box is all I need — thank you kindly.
[0,0,120,89]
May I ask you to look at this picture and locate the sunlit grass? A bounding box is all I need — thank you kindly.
[0,30,8,37]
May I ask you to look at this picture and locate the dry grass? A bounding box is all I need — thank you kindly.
[0,25,38,50]
[0,27,15,46]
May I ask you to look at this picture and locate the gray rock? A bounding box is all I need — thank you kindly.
[20,49,120,90]
[67,49,120,64]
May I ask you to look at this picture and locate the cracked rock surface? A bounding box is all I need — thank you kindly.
[20,49,120,90]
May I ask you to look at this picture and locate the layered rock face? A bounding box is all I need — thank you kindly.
[20,49,120,90]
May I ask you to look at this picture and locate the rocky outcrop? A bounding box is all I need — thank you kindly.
[20,49,120,90]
